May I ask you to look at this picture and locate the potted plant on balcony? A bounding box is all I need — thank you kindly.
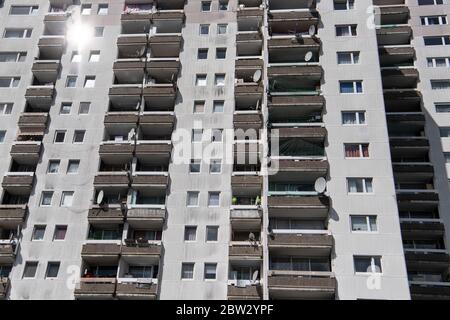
[232,197,237,205]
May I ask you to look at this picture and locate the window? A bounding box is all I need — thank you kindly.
[84,76,96,88]
[419,0,445,4]
[192,129,203,142]
[219,0,229,10]
[436,103,450,112]
[40,191,53,206]
[45,262,60,278]
[54,130,66,143]
[47,160,60,173]
[3,28,32,38]
[351,215,377,232]
[201,1,211,11]
[60,191,74,207]
[354,256,382,273]
[213,100,224,113]
[71,51,81,62]
[440,127,450,137]
[208,192,220,206]
[53,226,67,241]
[97,4,108,15]
[66,76,77,87]
[67,160,80,174]
[73,130,85,143]
[79,102,90,114]
[340,81,363,93]
[206,226,218,242]
[210,159,221,173]
[81,4,92,15]
[334,0,354,10]
[0,77,20,88]
[0,51,26,62]
[10,5,39,15]
[187,191,200,206]
[431,80,450,90]
[60,102,72,115]
[89,51,100,62]
[184,226,197,241]
[215,74,225,86]
[0,131,5,143]
[424,35,450,46]
[336,24,357,37]
[94,27,104,37]
[23,262,38,278]
[216,48,226,59]
[337,52,360,64]
[347,178,373,194]
[204,263,217,280]
[421,15,447,26]
[0,103,13,114]
[193,101,205,113]
[344,144,369,158]
[212,129,223,142]
[342,111,366,125]
[427,57,450,67]
[190,159,201,173]
[217,24,228,34]
[181,263,194,279]
[196,74,207,86]
[200,24,210,35]
[198,48,208,60]
[32,225,46,241]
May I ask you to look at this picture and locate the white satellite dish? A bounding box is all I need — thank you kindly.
[128,128,136,141]
[309,25,316,36]
[253,69,262,83]
[96,190,105,205]
[305,51,313,62]
[252,270,259,282]
[314,177,327,194]
[249,232,256,241]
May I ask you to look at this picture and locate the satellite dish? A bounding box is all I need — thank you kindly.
[128,128,136,141]
[309,25,316,36]
[96,190,105,205]
[253,69,262,83]
[314,177,327,194]
[305,51,313,62]
[248,232,256,241]
[252,270,259,282]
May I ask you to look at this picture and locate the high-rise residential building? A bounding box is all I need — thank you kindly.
[0,0,449,300]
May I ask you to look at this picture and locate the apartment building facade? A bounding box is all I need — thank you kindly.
[0,0,449,300]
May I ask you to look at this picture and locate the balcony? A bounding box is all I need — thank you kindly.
[273,160,328,181]
[10,142,41,162]
[268,11,319,35]
[236,32,263,56]
[230,207,262,230]
[126,207,166,229]
[117,34,147,59]
[268,95,325,109]
[148,34,182,58]
[231,175,262,193]
[121,11,152,34]
[410,282,450,300]
[99,142,134,163]
[81,243,121,263]
[131,173,169,189]
[392,162,434,180]
[74,278,116,300]
[2,173,34,193]
[113,59,145,84]
[18,113,49,136]
[25,85,55,107]
[405,251,450,272]
[104,112,139,127]
[268,274,336,299]
[229,244,263,261]
[135,141,172,157]
[143,84,176,108]
[0,205,27,228]
[227,284,262,300]
[233,112,263,131]
[396,189,439,204]
[31,60,60,84]
[109,85,142,111]
[139,113,175,135]
[38,36,65,59]
[93,172,130,188]
[0,242,16,264]
[376,26,412,46]
[268,196,329,218]
[274,127,327,140]
[268,233,332,255]
[237,8,263,31]
[401,220,445,239]
[146,60,180,84]
[376,6,410,26]
[379,47,415,69]
[88,207,125,225]
[0,278,10,299]
[381,68,419,89]
[116,280,157,300]
[121,241,161,264]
